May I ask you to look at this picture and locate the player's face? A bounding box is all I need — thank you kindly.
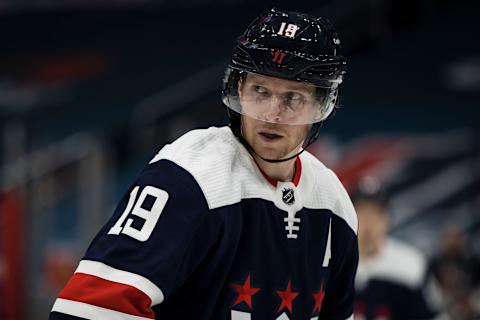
[239,74,313,160]
[355,200,389,258]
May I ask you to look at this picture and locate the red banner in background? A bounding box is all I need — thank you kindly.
[0,191,25,320]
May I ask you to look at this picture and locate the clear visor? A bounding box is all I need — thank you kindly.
[222,71,338,125]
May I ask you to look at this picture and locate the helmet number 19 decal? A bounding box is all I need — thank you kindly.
[276,22,299,38]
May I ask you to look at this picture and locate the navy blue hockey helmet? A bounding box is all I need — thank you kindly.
[222,7,347,136]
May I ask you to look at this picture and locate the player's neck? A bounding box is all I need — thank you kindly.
[253,154,296,183]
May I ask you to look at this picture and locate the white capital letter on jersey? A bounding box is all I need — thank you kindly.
[322,218,332,267]
[108,185,169,242]
[276,312,291,320]
[231,310,291,320]
[231,310,251,320]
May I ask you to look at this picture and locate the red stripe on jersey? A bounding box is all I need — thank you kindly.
[58,273,155,319]
[292,157,302,187]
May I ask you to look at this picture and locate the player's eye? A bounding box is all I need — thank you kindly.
[282,92,305,110]
[254,85,269,95]
[252,85,271,101]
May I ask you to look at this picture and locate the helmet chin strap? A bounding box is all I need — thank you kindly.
[238,122,322,163]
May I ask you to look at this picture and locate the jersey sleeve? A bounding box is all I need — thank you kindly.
[49,159,214,320]
[320,218,359,320]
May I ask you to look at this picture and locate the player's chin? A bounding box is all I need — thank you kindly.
[253,145,285,161]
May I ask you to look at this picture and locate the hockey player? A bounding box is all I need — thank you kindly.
[352,186,445,320]
[50,8,358,320]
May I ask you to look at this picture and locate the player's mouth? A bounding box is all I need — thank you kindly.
[258,131,284,142]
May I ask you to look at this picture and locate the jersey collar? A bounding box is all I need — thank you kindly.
[258,157,302,188]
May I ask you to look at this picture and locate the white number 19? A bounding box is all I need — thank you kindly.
[277,22,299,38]
[108,185,169,242]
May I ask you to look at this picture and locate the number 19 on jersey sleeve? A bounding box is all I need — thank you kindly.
[108,185,169,242]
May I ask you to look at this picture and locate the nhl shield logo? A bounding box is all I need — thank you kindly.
[282,187,295,205]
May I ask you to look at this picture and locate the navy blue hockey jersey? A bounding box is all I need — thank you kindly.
[354,238,442,320]
[50,126,358,320]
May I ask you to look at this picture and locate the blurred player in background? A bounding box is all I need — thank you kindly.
[49,8,358,320]
[430,225,480,319]
[352,178,445,320]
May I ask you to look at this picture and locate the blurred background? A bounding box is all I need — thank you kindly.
[0,0,478,319]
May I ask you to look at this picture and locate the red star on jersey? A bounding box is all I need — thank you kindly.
[312,284,326,314]
[276,280,299,314]
[231,274,260,310]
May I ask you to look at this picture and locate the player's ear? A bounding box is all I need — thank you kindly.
[312,105,323,121]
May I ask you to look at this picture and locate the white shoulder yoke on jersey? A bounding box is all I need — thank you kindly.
[150,126,357,234]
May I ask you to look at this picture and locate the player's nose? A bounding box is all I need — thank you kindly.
[263,96,283,123]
